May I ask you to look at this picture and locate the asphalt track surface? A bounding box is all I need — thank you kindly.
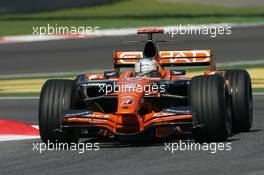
[0,25,263,75]
[0,95,263,175]
[0,25,263,175]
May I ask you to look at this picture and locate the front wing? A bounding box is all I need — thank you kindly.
[61,107,193,135]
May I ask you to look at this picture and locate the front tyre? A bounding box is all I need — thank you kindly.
[38,79,79,143]
[189,75,232,142]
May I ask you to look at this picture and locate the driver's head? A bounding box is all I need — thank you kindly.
[135,58,159,77]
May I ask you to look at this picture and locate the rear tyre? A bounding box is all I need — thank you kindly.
[38,79,79,143]
[189,75,232,142]
[224,70,253,132]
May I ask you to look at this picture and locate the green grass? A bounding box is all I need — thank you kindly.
[254,88,264,93]
[0,0,263,36]
[0,92,39,97]
[179,63,264,72]
[0,62,263,80]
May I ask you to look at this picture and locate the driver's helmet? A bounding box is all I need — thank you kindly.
[134,58,160,77]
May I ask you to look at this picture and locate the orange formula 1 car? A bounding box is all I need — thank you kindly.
[38,29,253,143]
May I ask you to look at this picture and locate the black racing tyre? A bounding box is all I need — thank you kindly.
[224,70,253,132]
[38,79,79,143]
[189,75,232,142]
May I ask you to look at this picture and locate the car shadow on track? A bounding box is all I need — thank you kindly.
[82,133,241,148]
[230,128,262,137]
[246,129,262,133]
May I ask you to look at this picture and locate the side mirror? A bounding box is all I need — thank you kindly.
[104,70,118,78]
[170,70,186,76]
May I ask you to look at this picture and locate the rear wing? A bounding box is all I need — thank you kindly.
[113,50,213,67]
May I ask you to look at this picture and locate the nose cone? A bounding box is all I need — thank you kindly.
[116,77,149,115]
[117,93,142,115]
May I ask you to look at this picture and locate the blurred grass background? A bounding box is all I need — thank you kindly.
[0,0,264,36]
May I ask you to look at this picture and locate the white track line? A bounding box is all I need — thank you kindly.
[31,125,39,129]
[0,69,107,79]
[0,135,40,142]
[0,23,263,44]
[0,96,39,100]
[0,125,39,142]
